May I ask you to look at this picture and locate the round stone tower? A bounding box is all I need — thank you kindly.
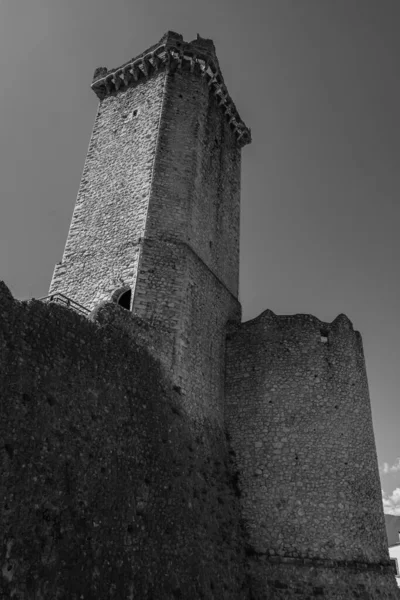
[225,310,399,598]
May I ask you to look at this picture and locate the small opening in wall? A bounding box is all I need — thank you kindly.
[209,241,213,249]
[320,329,329,343]
[118,290,131,310]
[132,109,139,118]
[390,558,398,575]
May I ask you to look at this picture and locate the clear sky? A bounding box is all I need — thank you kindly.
[1,0,399,513]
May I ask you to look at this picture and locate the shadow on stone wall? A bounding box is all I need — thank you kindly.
[0,282,250,600]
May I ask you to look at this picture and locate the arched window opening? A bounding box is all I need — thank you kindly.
[118,289,131,311]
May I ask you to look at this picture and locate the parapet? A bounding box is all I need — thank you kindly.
[90,31,251,148]
[234,309,360,348]
[243,308,354,329]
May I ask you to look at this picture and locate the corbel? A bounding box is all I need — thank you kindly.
[141,57,151,78]
[120,67,132,86]
[129,64,140,82]
[151,52,161,71]
[112,73,122,91]
[104,76,113,95]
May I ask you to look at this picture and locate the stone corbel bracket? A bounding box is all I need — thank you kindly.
[91,42,251,148]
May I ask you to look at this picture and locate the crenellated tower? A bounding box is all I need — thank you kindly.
[49,31,249,427]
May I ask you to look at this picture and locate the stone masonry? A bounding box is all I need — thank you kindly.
[49,30,245,430]
[2,31,399,598]
[225,310,396,596]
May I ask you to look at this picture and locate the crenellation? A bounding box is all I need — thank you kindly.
[90,33,251,147]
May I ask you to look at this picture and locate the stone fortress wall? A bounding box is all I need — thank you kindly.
[0,283,250,599]
[2,30,399,599]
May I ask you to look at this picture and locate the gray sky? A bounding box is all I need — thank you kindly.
[1,0,400,511]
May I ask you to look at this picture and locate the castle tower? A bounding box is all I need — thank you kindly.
[49,32,249,426]
[225,312,398,597]
[47,31,398,598]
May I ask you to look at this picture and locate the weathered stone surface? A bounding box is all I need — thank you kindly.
[225,311,399,596]
[49,68,166,309]
[2,30,399,599]
[49,36,243,431]
[0,288,249,599]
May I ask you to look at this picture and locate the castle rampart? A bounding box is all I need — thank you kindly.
[225,309,396,596]
[128,236,241,426]
[0,282,249,599]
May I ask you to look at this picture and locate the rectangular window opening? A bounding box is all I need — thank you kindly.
[320,329,329,344]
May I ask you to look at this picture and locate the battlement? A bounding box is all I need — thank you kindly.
[240,308,354,329]
[232,309,360,346]
[91,31,251,148]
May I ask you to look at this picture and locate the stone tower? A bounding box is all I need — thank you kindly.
[49,31,249,427]
[47,31,399,598]
[225,311,399,597]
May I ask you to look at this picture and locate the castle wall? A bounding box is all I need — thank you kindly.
[0,283,249,600]
[248,558,398,599]
[225,310,398,597]
[133,238,241,428]
[49,70,167,309]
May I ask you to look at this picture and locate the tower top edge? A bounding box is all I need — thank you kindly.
[90,31,251,147]
[242,309,356,332]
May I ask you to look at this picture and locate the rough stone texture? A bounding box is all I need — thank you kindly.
[49,34,243,430]
[147,68,242,297]
[49,68,167,308]
[0,284,250,599]
[248,558,398,599]
[225,310,398,596]
[3,30,399,599]
[133,239,240,427]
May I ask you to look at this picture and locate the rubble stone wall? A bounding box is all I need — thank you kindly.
[224,309,399,597]
[247,557,398,599]
[132,237,241,428]
[0,283,250,600]
[49,70,167,309]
